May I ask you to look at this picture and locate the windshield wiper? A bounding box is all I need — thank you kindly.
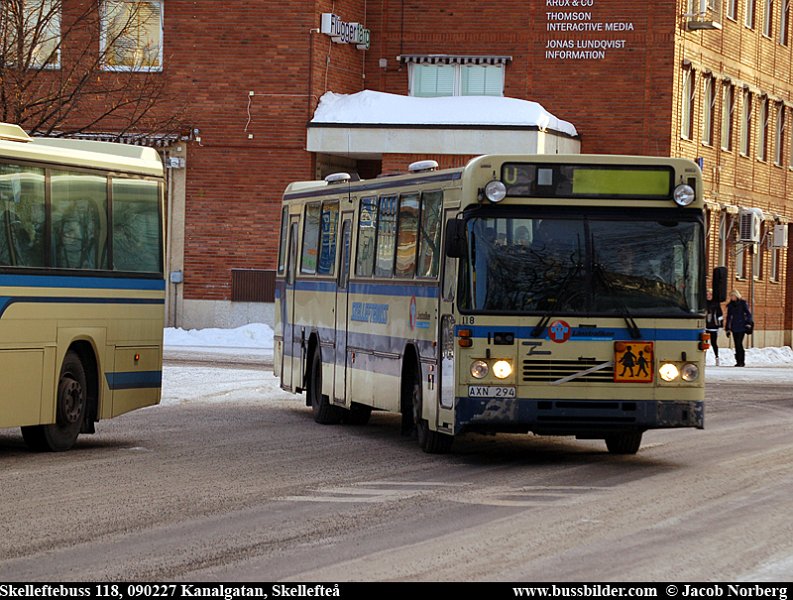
[530,262,583,337]
[593,263,642,340]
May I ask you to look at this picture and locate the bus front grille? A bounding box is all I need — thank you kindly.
[522,359,614,383]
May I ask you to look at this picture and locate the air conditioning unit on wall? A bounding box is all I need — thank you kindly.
[686,0,722,30]
[739,208,762,243]
[773,224,789,248]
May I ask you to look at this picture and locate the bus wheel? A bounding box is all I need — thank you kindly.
[308,349,342,425]
[411,370,453,454]
[605,431,643,455]
[21,351,87,452]
[345,403,372,426]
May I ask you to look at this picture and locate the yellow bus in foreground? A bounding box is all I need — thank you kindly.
[275,155,707,454]
[0,124,165,451]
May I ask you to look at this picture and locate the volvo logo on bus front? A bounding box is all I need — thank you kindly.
[549,320,572,343]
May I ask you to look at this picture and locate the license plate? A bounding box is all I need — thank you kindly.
[468,385,516,399]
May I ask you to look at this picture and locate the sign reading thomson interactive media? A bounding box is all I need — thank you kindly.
[544,0,635,61]
[320,13,371,50]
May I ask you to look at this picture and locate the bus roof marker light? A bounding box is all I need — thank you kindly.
[484,180,507,203]
[325,172,351,184]
[408,160,439,173]
[673,183,696,206]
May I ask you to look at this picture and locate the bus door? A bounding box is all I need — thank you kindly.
[437,208,459,425]
[282,217,300,391]
[333,214,353,403]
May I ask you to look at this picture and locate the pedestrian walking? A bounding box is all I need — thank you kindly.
[725,289,753,367]
[705,290,723,366]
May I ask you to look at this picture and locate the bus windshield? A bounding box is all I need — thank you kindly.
[460,214,703,316]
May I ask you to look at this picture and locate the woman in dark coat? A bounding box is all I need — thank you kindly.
[726,289,753,367]
[705,290,723,366]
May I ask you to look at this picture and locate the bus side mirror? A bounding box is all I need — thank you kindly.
[444,219,466,258]
[712,266,727,303]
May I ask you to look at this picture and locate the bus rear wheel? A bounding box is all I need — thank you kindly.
[308,348,342,425]
[605,431,643,455]
[410,369,453,454]
[22,351,87,452]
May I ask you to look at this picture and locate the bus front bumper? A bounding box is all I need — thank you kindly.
[454,397,704,436]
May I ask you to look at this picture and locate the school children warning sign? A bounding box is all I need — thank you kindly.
[614,342,654,383]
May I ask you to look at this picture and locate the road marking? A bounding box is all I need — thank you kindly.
[453,485,609,508]
[279,480,467,504]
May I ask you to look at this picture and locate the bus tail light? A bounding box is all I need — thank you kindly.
[699,332,711,351]
[458,328,473,348]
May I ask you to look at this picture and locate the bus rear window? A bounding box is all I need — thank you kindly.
[112,179,161,273]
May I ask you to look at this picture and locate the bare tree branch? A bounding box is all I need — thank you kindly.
[0,0,186,139]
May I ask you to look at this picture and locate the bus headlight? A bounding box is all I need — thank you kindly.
[673,184,696,206]
[681,363,700,382]
[659,363,680,382]
[484,180,507,203]
[492,360,513,379]
[471,360,489,379]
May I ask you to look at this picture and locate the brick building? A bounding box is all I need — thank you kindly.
[26,1,793,344]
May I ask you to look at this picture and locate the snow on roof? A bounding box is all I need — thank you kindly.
[311,90,578,137]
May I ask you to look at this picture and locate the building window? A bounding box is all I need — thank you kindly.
[702,75,715,145]
[101,0,163,71]
[1,0,61,69]
[746,0,756,27]
[764,0,775,35]
[718,214,728,267]
[722,83,735,151]
[740,89,753,156]
[681,69,695,140]
[736,243,746,278]
[781,0,791,44]
[758,96,769,161]
[726,0,737,18]
[775,102,786,165]
[753,228,763,279]
[408,63,504,97]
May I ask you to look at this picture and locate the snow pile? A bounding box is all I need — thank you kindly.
[705,345,793,367]
[311,90,579,137]
[164,323,274,349]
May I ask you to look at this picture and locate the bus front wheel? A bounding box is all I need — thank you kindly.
[605,431,643,455]
[308,348,342,425]
[410,369,453,454]
[22,351,87,452]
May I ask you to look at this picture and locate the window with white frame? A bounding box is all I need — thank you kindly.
[758,96,769,161]
[736,243,746,278]
[740,89,753,156]
[702,75,715,145]
[753,227,763,279]
[408,62,505,97]
[722,82,735,151]
[781,0,791,44]
[764,0,775,36]
[681,68,695,140]
[1,0,61,69]
[726,0,737,18]
[746,0,756,27]
[775,102,786,165]
[101,0,163,71]
[718,214,727,267]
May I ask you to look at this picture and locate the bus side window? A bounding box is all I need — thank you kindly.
[277,206,288,275]
[355,196,377,277]
[0,162,46,268]
[316,201,339,276]
[300,202,321,274]
[417,190,443,278]
[111,178,161,273]
[374,195,397,278]
[51,170,108,270]
[395,193,419,278]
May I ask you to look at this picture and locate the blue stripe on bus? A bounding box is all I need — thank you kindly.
[292,279,439,299]
[455,325,702,342]
[0,296,165,318]
[0,273,165,291]
[105,370,162,390]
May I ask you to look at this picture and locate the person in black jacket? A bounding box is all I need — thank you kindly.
[705,290,724,366]
[726,289,753,367]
